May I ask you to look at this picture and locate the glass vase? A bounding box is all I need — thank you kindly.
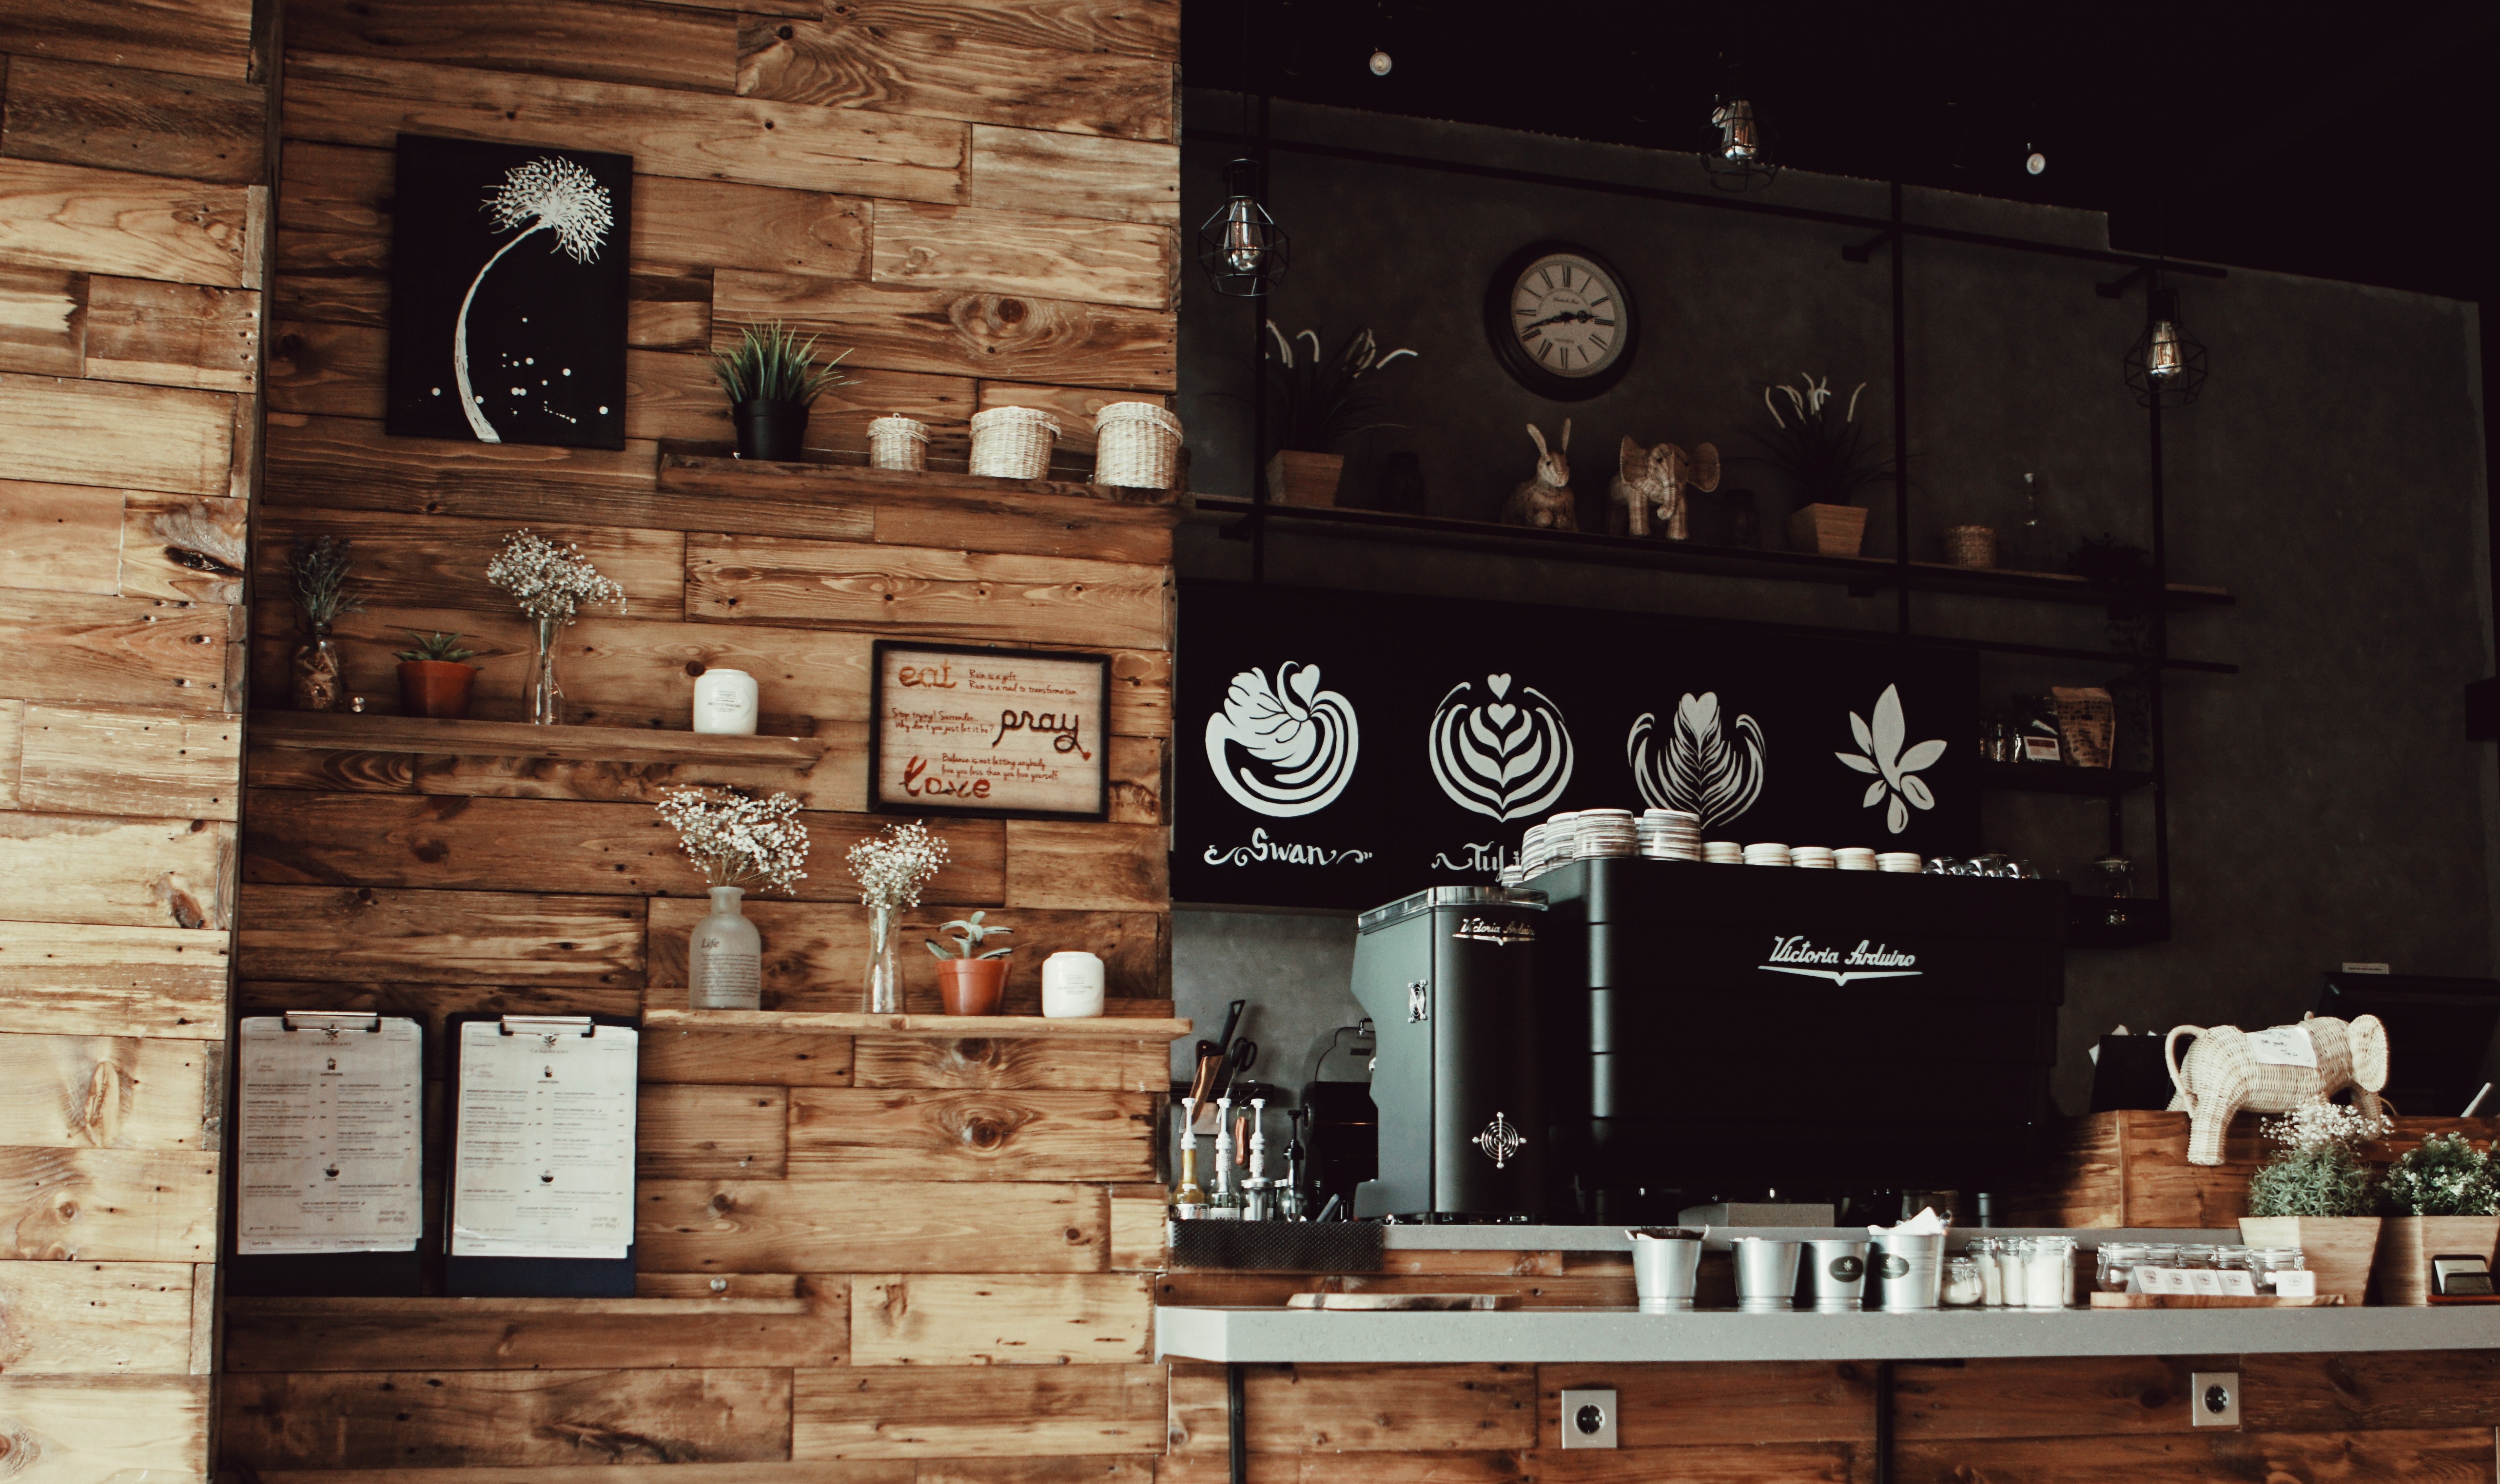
[687,886,762,1011]
[291,622,343,712]
[864,901,902,1014]
[529,615,564,725]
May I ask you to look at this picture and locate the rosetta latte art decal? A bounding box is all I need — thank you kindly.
[1426,673,1575,821]
[1626,691,1767,830]
[1204,661,1361,817]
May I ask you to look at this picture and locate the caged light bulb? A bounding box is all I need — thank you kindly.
[1712,98,1762,162]
[2144,318,2186,380]
[1219,200,1271,275]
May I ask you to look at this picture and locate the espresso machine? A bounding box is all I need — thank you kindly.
[1349,886,1547,1221]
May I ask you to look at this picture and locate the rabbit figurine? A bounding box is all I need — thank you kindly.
[1499,420,1576,531]
[1608,437,1723,540]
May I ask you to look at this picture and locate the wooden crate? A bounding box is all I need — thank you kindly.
[2002,1111,2500,1228]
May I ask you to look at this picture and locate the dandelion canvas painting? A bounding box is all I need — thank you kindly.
[386,135,632,450]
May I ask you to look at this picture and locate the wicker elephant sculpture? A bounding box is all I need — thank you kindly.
[2164,1012,2388,1166]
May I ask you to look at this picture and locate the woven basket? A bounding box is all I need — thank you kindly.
[968,405,1061,479]
[867,415,928,472]
[1945,524,1998,568]
[1092,402,1182,488]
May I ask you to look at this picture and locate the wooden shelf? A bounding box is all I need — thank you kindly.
[1979,761,2155,796]
[641,1008,1193,1040]
[249,712,827,769]
[657,451,1182,509]
[1187,496,2232,610]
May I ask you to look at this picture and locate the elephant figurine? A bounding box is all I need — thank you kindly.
[2165,1012,2389,1166]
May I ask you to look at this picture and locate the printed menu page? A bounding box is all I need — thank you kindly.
[448,1019,638,1260]
[236,1015,423,1254]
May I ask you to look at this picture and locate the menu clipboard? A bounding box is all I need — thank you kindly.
[227,1012,426,1297]
[442,1012,639,1297]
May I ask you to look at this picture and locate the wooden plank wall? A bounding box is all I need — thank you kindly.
[0,0,275,1475]
[209,0,1184,1479]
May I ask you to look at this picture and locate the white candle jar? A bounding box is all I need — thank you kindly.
[693,668,759,735]
[1041,950,1106,1018]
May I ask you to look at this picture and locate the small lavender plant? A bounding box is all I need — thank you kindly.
[2246,1100,2390,1218]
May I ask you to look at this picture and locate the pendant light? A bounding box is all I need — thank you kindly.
[1701,60,1777,192]
[1197,158,1290,298]
[2123,285,2207,406]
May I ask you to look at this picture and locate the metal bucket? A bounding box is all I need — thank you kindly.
[1733,1237,1802,1312]
[1804,1238,1871,1311]
[1871,1231,1945,1311]
[1627,1228,1705,1311]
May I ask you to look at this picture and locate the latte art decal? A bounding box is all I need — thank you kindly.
[1627,691,1766,830]
[1204,661,1361,817]
[1426,673,1575,821]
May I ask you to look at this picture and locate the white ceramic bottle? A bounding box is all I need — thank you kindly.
[688,886,762,1010]
[693,668,759,735]
[1041,950,1106,1017]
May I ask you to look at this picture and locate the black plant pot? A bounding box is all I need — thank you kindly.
[732,399,810,462]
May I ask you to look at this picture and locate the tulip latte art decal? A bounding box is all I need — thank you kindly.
[1626,692,1767,830]
[1426,673,1575,821]
[1204,661,1361,817]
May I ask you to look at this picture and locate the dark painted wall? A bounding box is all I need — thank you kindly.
[1171,93,2498,1128]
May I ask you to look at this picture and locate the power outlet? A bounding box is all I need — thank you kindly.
[1560,1388,1618,1449]
[2190,1370,2240,1428]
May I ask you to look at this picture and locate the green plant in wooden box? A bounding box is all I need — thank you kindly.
[2374,1131,2500,1305]
[927,910,1014,1018]
[287,535,363,713]
[2241,1099,2388,1305]
[708,320,855,463]
[1261,323,1415,508]
[392,630,480,720]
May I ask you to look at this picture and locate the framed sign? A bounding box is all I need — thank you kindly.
[869,642,1110,820]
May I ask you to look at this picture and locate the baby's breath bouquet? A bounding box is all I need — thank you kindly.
[848,821,950,1014]
[486,529,625,724]
[2246,1099,2390,1218]
[656,786,810,895]
[2382,1132,2500,1217]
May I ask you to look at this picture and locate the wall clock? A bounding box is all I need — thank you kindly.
[1483,240,1639,401]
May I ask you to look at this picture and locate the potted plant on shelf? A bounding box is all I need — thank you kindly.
[1263,323,1416,508]
[656,786,811,1011]
[848,820,950,1015]
[708,321,855,463]
[393,631,480,719]
[1750,373,1893,557]
[2238,1099,2389,1305]
[287,535,362,712]
[926,910,1014,1016]
[2372,1131,2500,1305]
[484,529,625,726]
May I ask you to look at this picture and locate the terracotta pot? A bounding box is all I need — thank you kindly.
[1787,502,1868,557]
[1265,449,1344,508]
[2372,1215,2500,1305]
[935,957,1010,1016]
[2239,1215,2381,1305]
[396,660,477,719]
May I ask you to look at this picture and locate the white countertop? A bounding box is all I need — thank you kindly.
[1155,1304,2500,1364]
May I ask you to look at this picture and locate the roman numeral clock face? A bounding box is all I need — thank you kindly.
[1483,241,1640,400]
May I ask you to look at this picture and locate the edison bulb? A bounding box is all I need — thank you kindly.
[2025,151,2047,175]
[2144,320,2186,380]
[1368,49,1392,76]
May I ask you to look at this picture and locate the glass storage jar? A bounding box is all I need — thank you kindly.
[1941,1256,1987,1306]
[1993,1237,2032,1307]
[2094,1241,2148,1293]
[1967,1238,2006,1305]
[2025,1235,2076,1310]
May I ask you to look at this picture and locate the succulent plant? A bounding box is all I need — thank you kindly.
[394,630,478,664]
[926,910,1013,961]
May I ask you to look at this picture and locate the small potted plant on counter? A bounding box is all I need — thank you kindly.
[1262,323,1415,508]
[2372,1132,2500,1305]
[1751,372,1893,557]
[393,630,480,719]
[926,910,1014,1016]
[2239,1099,2388,1305]
[708,320,854,463]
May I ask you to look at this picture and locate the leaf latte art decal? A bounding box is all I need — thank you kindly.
[1204,662,1361,817]
[1427,673,1575,821]
[1626,692,1766,830]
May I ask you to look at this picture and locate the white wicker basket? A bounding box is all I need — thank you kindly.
[1092,402,1183,488]
[968,405,1061,479]
[867,415,928,471]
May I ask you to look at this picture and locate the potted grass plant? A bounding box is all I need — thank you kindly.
[288,535,362,713]
[1262,323,1416,508]
[1751,373,1895,557]
[926,910,1014,1016]
[709,321,855,463]
[393,630,480,719]
[2239,1099,2388,1305]
[2372,1131,2500,1305]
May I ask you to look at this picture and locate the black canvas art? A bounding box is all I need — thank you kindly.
[386,134,632,450]
[1172,579,1984,910]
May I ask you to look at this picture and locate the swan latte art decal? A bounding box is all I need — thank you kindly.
[1204,661,1362,817]
[1626,692,1767,830]
[1426,673,1576,821]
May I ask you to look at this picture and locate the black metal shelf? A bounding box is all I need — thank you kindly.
[1978,761,2156,796]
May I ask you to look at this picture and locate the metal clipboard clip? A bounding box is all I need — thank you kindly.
[281,1012,383,1040]
[497,1015,600,1043]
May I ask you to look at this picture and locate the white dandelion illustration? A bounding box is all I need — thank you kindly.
[454,155,613,444]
